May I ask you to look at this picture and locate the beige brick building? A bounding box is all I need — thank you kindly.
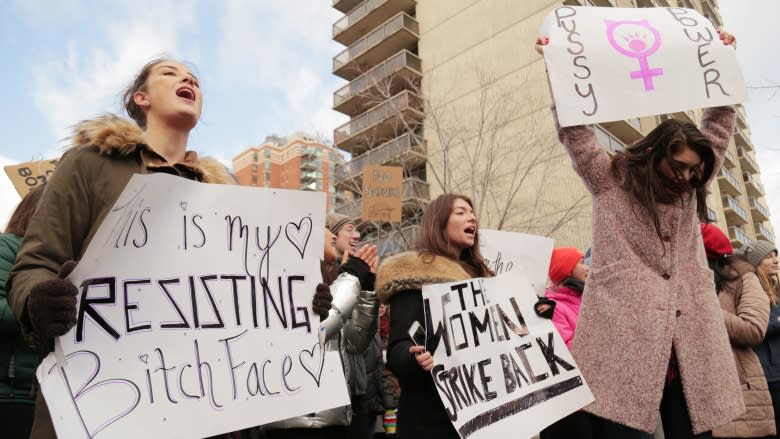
[331,0,774,252]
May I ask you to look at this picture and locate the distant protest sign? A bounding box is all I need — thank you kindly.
[479,230,554,296]
[4,158,58,196]
[540,6,747,127]
[421,270,593,438]
[362,165,403,222]
[37,173,349,439]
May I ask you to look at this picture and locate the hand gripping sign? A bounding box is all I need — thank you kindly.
[540,6,747,127]
[38,174,349,439]
[420,270,594,439]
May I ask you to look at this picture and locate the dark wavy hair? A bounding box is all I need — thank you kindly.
[416,194,493,278]
[611,118,715,242]
[707,254,752,296]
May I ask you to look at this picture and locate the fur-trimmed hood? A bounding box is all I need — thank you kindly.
[70,114,234,185]
[375,251,473,303]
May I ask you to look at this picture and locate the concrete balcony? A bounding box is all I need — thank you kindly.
[333,0,416,46]
[717,168,741,198]
[737,147,760,174]
[335,176,429,219]
[733,127,753,152]
[335,132,425,188]
[333,89,424,155]
[750,197,770,223]
[743,173,764,198]
[707,207,718,222]
[362,224,418,256]
[722,195,748,226]
[729,226,752,249]
[755,223,775,242]
[672,110,697,124]
[599,118,643,145]
[333,12,419,80]
[333,0,363,13]
[736,107,749,131]
[334,49,421,117]
[722,148,737,170]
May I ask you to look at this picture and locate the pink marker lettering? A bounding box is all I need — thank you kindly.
[605,19,664,91]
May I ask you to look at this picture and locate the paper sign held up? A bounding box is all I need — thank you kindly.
[541,6,747,127]
[362,165,403,222]
[4,159,59,196]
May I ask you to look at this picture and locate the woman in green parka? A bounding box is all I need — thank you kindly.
[1,184,46,439]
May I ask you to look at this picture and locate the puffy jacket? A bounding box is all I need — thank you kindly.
[755,291,780,385]
[0,233,38,405]
[545,279,584,349]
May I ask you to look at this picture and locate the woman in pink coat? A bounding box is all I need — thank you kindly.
[537,31,742,439]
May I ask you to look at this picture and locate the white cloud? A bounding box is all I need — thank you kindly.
[29,0,198,145]
[0,156,22,230]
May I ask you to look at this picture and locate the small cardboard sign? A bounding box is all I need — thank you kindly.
[4,159,59,196]
[362,165,403,222]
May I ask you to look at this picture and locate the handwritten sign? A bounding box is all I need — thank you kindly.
[362,165,402,222]
[4,159,58,196]
[422,270,593,438]
[37,173,349,439]
[541,6,747,127]
[479,230,554,296]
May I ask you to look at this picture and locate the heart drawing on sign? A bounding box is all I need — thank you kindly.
[179,201,187,211]
[285,217,312,259]
[138,354,148,364]
[299,342,325,387]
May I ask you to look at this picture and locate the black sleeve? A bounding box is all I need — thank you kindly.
[386,289,429,386]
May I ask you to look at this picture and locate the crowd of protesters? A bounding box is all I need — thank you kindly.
[3,27,780,439]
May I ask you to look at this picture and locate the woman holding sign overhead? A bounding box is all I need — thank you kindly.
[374,194,494,439]
[6,59,234,439]
[536,31,740,439]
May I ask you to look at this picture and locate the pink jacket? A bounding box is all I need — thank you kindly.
[546,285,582,349]
[556,106,743,434]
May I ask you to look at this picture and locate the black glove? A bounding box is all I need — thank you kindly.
[26,261,79,344]
[340,256,372,290]
[534,296,556,319]
[312,283,333,320]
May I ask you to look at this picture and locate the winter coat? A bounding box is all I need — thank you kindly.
[755,298,780,385]
[375,251,474,439]
[0,234,37,405]
[545,280,583,349]
[555,105,744,434]
[712,260,775,437]
[364,332,388,416]
[6,115,234,439]
[264,268,378,430]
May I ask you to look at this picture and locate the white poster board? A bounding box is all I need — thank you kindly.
[37,173,349,439]
[421,271,593,439]
[541,6,747,127]
[479,230,554,296]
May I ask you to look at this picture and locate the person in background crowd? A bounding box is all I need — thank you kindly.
[699,225,774,438]
[0,185,46,439]
[741,240,780,439]
[538,247,594,439]
[326,213,379,439]
[7,58,234,439]
[537,30,742,439]
[375,194,494,439]
[264,226,377,439]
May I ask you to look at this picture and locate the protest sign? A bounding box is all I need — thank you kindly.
[37,173,349,439]
[479,230,554,296]
[541,6,747,127]
[362,165,403,222]
[4,158,58,196]
[421,270,593,438]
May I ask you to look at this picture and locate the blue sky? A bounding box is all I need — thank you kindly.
[1,0,779,236]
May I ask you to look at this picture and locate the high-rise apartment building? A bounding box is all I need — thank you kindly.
[232,132,347,211]
[331,0,774,253]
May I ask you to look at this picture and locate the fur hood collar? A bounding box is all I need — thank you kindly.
[70,114,234,185]
[375,251,473,303]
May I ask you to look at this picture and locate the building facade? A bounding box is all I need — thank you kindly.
[331,0,774,252]
[232,132,347,211]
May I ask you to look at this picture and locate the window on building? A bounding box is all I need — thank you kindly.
[251,175,257,185]
[264,150,271,159]
[253,152,258,162]
[251,164,258,172]
[264,171,271,181]
[594,125,625,153]
[264,160,271,170]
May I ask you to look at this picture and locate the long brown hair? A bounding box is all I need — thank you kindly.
[756,266,780,307]
[121,57,175,129]
[416,194,493,277]
[611,118,715,242]
[5,184,46,236]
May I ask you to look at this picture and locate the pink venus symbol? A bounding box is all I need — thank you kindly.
[605,19,664,91]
